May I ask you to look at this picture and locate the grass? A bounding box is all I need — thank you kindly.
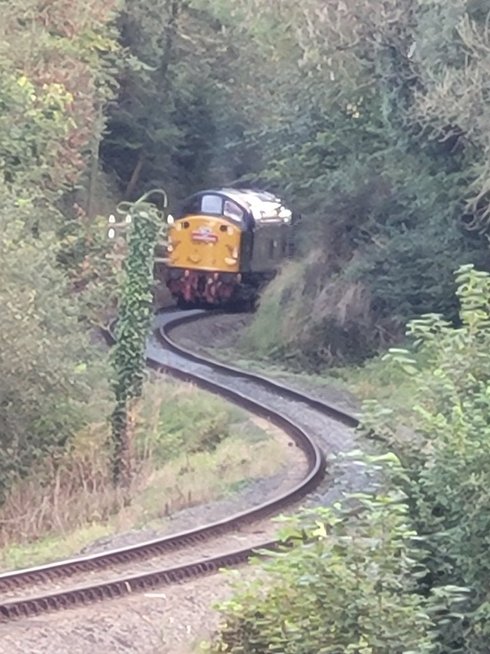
[0,378,285,571]
[328,356,419,410]
[2,524,112,571]
[239,262,306,359]
[196,330,424,426]
[0,436,281,571]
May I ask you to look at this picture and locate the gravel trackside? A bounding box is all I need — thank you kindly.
[0,570,239,654]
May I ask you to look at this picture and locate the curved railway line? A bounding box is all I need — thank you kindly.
[0,309,360,622]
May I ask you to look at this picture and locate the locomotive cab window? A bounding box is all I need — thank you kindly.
[223,200,244,222]
[201,194,223,215]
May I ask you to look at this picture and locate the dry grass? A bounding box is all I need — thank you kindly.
[0,379,284,571]
[241,246,403,369]
[0,423,117,549]
[240,251,379,368]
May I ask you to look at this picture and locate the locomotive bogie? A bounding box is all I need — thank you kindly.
[167,268,242,306]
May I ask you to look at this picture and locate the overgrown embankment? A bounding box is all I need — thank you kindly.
[207,265,490,654]
[225,0,490,366]
[0,1,121,505]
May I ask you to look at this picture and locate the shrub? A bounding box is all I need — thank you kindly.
[208,476,436,654]
[361,265,490,652]
[0,193,111,499]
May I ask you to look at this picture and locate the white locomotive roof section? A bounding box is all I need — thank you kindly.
[219,188,293,224]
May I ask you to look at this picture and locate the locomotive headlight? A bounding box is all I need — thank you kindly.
[167,214,175,224]
[108,227,116,239]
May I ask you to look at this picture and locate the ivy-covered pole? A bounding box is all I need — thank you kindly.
[110,189,168,487]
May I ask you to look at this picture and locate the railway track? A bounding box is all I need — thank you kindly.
[0,309,359,622]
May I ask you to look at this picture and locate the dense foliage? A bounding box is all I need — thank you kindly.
[210,266,490,653]
[209,486,436,654]
[362,265,490,652]
[215,0,490,365]
[0,199,109,499]
[0,0,119,196]
[101,0,256,202]
[0,1,118,497]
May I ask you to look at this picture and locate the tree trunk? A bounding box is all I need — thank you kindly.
[125,151,145,200]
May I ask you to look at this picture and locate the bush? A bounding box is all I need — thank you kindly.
[361,265,490,652]
[210,266,490,654]
[208,474,436,654]
[0,190,111,499]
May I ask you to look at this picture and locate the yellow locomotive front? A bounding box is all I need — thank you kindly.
[166,191,246,305]
[168,215,241,273]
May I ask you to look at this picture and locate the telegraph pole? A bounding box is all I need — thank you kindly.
[108,190,169,488]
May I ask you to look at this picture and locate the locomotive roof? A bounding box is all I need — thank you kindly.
[197,188,292,223]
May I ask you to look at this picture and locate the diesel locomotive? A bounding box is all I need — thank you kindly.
[165,188,297,307]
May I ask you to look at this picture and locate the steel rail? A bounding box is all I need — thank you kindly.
[160,310,359,429]
[0,541,279,621]
[0,309,359,622]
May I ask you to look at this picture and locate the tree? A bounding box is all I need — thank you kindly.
[101,0,264,202]
[0,183,110,499]
[0,0,119,201]
[220,0,490,363]
[411,0,490,229]
[0,0,119,499]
